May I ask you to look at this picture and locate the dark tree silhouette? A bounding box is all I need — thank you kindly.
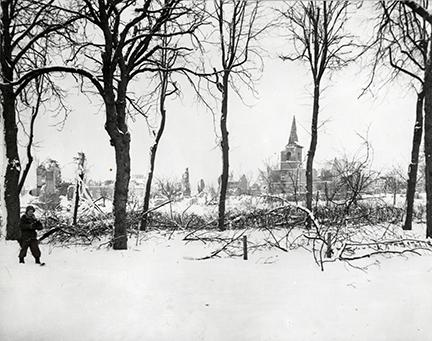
[7,0,204,248]
[400,0,432,238]
[64,0,203,248]
[139,18,186,231]
[211,0,264,231]
[0,0,75,239]
[366,1,429,230]
[279,1,357,225]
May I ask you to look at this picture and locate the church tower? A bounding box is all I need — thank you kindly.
[281,116,303,170]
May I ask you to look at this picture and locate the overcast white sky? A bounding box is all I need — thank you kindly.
[23,3,419,189]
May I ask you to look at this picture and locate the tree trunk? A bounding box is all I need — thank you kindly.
[73,178,80,225]
[0,73,6,238]
[112,133,131,249]
[218,72,230,231]
[140,147,156,231]
[305,83,320,221]
[404,91,424,230]
[73,153,85,225]
[1,86,20,240]
[1,90,20,241]
[424,51,432,239]
[140,107,166,231]
[72,173,84,225]
[18,77,43,194]
[1,2,20,240]
[104,81,131,249]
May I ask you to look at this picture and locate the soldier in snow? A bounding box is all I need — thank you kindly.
[18,205,44,265]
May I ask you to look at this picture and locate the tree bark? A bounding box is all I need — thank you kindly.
[0,73,4,238]
[1,2,20,240]
[140,107,166,231]
[401,0,432,239]
[72,153,85,225]
[112,133,130,249]
[218,72,230,231]
[1,86,20,240]
[140,21,171,231]
[404,91,424,230]
[140,144,157,231]
[17,129,34,195]
[424,50,432,239]
[72,176,80,225]
[104,78,131,249]
[305,83,320,220]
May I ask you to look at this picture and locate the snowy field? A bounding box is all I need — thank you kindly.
[1,229,432,341]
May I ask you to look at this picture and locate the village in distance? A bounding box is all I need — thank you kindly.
[23,116,423,219]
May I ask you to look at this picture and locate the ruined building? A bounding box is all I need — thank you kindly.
[181,168,191,197]
[35,159,61,196]
[227,173,249,195]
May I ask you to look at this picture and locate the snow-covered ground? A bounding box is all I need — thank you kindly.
[1,230,432,341]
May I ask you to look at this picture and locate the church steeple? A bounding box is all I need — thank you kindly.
[281,115,303,167]
[288,116,298,145]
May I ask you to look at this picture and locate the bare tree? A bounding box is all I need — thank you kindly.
[16,37,63,195]
[332,158,377,211]
[383,167,406,206]
[3,1,204,248]
[0,0,75,239]
[398,1,432,238]
[278,1,357,224]
[17,75,44,195]
[210,0,264,231]
[286,168,301,204]
[324,148,377,213]
[6,0,204,248]
[139,19,182,231]
[156,178,181,219]
[63,0,204,249]
[366,1,429,230]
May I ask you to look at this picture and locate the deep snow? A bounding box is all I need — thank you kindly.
[1,231,432,341]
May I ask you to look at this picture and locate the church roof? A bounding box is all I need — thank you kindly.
[288,116,299,145]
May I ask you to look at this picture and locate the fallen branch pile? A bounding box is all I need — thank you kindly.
[38,214,113,246]
[35,195,432,270]
[181,197,432,269]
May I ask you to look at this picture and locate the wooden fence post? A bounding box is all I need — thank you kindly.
[243,235,248,260]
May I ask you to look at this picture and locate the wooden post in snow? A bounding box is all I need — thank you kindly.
[243,235,248,260]
[325,232,333,258]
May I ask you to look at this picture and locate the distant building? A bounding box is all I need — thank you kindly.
[227,173,249,195]
[129,174,146,198]
[34,159,61,196]
[87,180,115,202]
[270,116,307,194]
